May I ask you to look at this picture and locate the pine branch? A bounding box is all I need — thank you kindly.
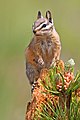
[25,59,80,120]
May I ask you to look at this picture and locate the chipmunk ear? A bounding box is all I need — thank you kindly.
[37,11,42,19]
[46,10,53,23]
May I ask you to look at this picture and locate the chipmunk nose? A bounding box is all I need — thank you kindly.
[33,30,36,34]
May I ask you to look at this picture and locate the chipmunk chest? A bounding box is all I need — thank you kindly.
[40,39,54,55]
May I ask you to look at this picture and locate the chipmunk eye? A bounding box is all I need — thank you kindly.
[42,24,46,28]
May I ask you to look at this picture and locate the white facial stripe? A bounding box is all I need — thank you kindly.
[34,21,47,31]
[42,23,53,30]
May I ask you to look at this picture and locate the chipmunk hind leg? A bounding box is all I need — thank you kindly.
[26,62,38,85]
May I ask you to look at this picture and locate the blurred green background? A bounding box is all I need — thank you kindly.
[0,0,80,120]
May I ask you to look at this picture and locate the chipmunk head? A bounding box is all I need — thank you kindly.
[32,11,54,35]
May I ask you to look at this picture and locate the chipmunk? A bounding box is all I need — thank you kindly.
[25,11,61,85]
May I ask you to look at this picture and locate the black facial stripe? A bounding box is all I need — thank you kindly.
[42,24,47,28]
[42,26,53,31]
[34,21,45,28]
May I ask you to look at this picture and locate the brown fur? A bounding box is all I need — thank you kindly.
[25,11,61,85]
